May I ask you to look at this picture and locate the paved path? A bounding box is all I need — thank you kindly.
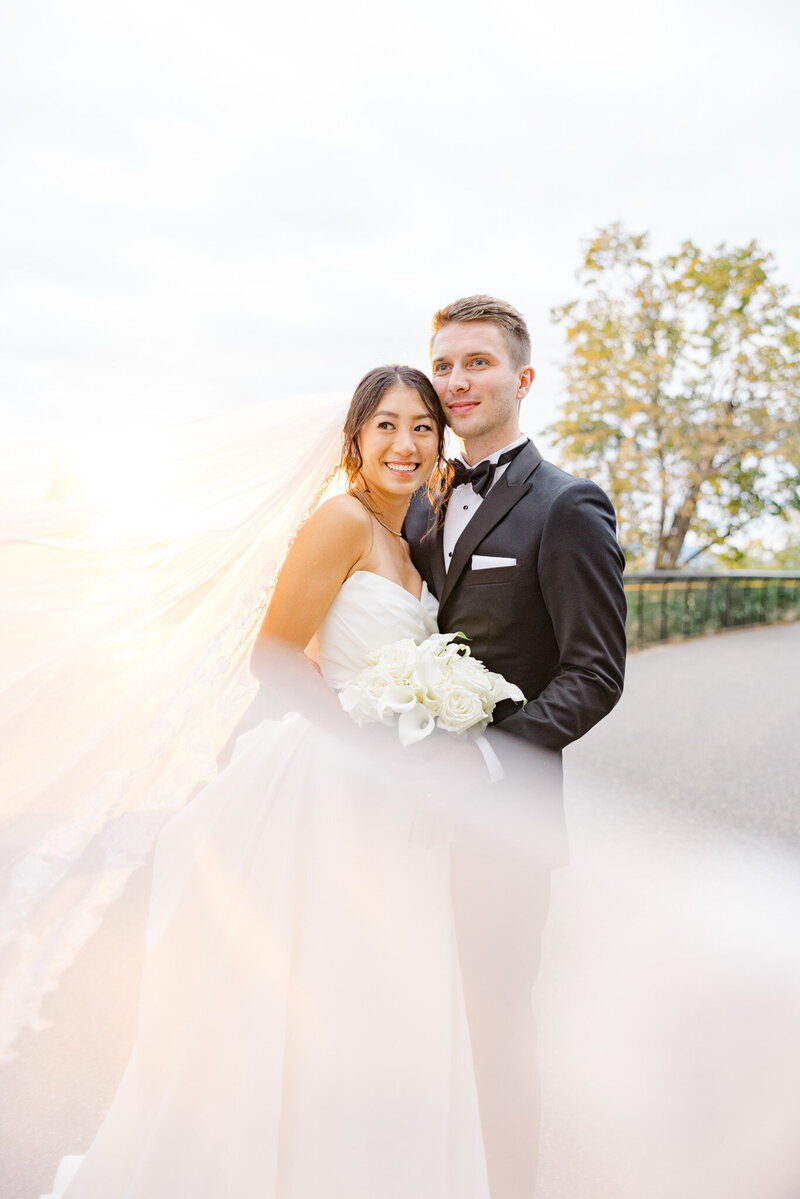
[3,623,799,1199]
[564,619,800,848]
[539,621,800,1199]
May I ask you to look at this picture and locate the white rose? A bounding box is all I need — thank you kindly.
[450,656,495,700]
[436,686,489,735]
[339,683,377,725]
[339,666,397,725]
[370,638,420,685]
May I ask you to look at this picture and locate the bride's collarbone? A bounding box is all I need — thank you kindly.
[349,542,421,599]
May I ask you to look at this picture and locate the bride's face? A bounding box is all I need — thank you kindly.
[356,384,440,498]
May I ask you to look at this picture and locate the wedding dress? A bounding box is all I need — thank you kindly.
[44,570,491,1199]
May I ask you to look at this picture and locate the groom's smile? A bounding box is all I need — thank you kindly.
[446,399,480,414]
[430,320,534,459]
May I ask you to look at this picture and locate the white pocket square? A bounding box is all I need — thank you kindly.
[471,555,517,570]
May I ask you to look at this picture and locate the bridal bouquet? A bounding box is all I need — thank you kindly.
[338,632,524,746]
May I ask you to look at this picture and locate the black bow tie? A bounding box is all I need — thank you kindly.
[449,441,528,498]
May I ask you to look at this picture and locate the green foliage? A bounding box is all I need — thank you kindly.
[548,225,800,568]
[712,513,800,570]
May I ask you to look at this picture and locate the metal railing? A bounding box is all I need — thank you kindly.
[624,571,800,650]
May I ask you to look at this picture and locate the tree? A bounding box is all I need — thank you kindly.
[712,511,800,570]
[548,225,800,569]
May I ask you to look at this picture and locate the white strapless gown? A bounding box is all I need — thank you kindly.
[45,572,490,1199]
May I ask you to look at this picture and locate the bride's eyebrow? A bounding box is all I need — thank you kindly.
[374,410,432,421]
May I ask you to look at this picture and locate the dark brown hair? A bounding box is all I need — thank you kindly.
[430,294,531,369]
[341,364,453,512]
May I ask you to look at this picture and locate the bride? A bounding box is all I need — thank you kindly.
[43,364,494,1198]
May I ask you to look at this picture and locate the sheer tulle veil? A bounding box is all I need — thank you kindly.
[0,394,348,1057]
[6,399,800,1199]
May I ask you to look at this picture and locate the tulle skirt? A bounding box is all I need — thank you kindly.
[56,714,489,1198]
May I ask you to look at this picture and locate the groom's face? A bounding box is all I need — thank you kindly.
[430,321,532,454]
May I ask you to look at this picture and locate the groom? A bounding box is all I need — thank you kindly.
[404,295,627,1197]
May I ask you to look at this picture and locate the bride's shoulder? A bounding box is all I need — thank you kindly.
[311,493,371,532]
[293,493,371,558]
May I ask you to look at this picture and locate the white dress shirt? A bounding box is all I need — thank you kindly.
[442,435,529,566]
[442,436,528,782]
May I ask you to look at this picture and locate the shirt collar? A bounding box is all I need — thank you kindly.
[455,434,529,468]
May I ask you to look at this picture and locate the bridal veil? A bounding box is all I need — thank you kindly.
[1,395,347,1057]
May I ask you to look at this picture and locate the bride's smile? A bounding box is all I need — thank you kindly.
[384,461,419,474]
[355,382,439,502]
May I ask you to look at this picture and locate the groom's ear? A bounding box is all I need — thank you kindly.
[516,366,534,401]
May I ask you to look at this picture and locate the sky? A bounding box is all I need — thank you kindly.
[2,0,799,453]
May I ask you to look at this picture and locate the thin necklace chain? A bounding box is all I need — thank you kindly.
[352,490,404,538]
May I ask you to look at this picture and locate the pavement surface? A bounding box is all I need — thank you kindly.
[540,621,800,1199]
[2,622,799,1199]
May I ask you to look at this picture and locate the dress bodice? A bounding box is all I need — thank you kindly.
[315,571,438,690]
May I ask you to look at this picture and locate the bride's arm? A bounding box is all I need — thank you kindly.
[250,496,371,737]
[259,494,369,649]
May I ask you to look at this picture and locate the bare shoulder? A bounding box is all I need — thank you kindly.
[291,492,371,560]
[314,492,371,527]
[305,493,371,537]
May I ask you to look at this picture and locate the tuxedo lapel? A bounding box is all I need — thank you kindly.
[405,493,447,600]
[438,441,542,612]
[428,519,447,600]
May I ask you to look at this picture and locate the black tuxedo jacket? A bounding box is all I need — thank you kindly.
[404,441,627,762]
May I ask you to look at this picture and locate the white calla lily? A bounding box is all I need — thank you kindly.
[397,703,436,746]
[376,683,419,720]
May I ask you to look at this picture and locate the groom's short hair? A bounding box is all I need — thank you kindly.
[431,295,531,369]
